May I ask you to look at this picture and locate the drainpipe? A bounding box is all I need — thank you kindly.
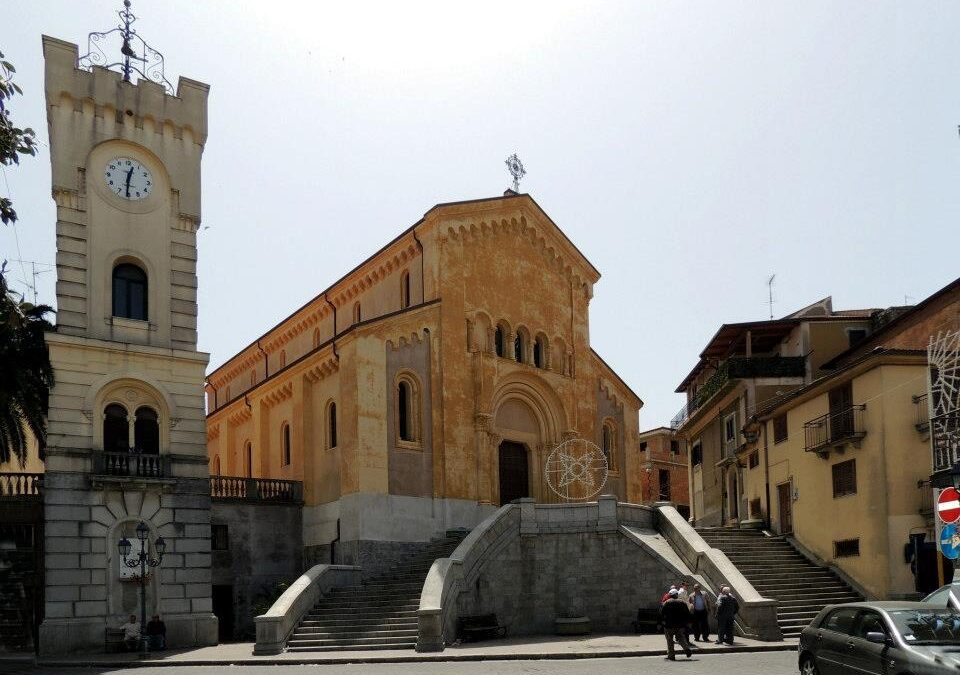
[206,379,218,410]
[412,228,425,304]
[257,340,269,379]
[324,293,339,362]
[762,419,772,530]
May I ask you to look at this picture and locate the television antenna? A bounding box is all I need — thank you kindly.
[767,274,776,319]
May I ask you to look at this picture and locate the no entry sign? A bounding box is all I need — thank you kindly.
[938,487,960,524]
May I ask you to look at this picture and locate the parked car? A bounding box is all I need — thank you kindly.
[798,601,960,675]
[922,582,960,610]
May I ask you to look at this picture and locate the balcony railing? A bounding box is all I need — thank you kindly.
[93,450,170,478]
[210,476,303,503]
[804,405,867,454]
[0,473,43,499]
[918,479,934,517]
[672,355,806,428]
[913,393,930,433]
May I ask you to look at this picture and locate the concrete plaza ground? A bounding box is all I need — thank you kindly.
[15,633,798,669]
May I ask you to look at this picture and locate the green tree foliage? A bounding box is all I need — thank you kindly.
[0,51,52,467]
[0,265,54,466]
[0,51,37,225]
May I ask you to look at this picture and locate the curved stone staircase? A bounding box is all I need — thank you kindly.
[286,535,465,652]
[697,528,862,638]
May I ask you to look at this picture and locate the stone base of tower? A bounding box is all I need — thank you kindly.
[38,612,217,656]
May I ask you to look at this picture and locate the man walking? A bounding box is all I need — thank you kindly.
[688,583,711,642]
[661,588,693,660]
[715,586,739,645]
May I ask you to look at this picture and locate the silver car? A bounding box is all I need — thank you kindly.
[923,582,960,610]
[798,601,960,675]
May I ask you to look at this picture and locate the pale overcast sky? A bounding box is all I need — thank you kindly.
[3,1,959,428]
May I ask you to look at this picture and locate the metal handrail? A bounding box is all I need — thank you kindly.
[803,405,867,453]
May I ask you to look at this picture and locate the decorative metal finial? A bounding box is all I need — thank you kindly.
[78,0,174,94]
[505,153,526,193]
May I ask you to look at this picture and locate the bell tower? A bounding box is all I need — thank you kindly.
[39,2,217,654]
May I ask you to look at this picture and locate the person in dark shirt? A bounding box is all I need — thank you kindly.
[715,586,740,645]
[661,589,693,660]
[146,614,166,650]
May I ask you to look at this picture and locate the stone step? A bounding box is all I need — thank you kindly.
[287,635,418,649]
[300,617,419,629]
[292,627,419,639]
[287,641,417,652]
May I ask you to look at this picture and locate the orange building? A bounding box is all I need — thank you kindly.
[637,427,689,517]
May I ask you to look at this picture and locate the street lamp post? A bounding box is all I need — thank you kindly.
[117,522,165,655]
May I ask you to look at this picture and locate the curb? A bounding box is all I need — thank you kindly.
[36,642,797,668]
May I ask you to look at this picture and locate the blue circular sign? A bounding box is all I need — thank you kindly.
[940,524,960,560]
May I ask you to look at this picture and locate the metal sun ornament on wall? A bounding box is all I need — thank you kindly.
[545,438,609,502]
[929,327,960,470]
[505,153,526,193]
[78,0,174,95]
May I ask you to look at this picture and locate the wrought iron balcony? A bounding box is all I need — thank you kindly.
[0,473,42,500]
[804,405,867,454]
[210,476,303,503]
[93,450,170,478]
[932,413,960,474]
[672,355,806,428]
[918,479,934,517]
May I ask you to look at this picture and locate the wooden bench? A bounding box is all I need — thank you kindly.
[632,607,663,634]
[104,627,127,653]
[458,614,506,642]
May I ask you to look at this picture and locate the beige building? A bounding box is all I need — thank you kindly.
[673,297,877,527]
[205,193,643,567]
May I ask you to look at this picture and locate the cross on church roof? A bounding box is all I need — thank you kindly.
[78,0,174,94]
[505,153,526,193]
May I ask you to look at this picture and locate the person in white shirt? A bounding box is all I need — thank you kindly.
[120,614,141,651]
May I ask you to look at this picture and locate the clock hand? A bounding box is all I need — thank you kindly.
[125,167,134,198]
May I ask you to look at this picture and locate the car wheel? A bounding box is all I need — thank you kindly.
[800,656,819,675]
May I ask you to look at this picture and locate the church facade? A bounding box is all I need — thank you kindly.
[205,194,644,568]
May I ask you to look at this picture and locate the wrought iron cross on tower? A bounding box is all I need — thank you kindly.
[78,0,174,94]
[505,153,526,193]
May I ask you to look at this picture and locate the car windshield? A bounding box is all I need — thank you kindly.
[888,609,960,645]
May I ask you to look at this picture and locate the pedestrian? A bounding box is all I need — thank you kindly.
[688,583,711,641]
[661,584,677,604]
[715,586,740,645]
[119,614,141,651]
[661,589,693,660]
[677,581,689,604]
[147,614,166,650]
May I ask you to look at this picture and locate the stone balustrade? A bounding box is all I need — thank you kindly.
[210,476,303,503]
[0,473,43,499]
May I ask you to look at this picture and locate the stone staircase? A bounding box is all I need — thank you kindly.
[697,528,862,639]
[286,534,466,652]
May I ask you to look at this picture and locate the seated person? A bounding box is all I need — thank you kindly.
[120,614,141,651]
[147,614,166,650]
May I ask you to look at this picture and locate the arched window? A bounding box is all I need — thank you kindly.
[396,375,421,444]
[212,455,221,476]
[112,263,148,321]
[602,421,617,469]
[533,336,545,368]
[353,301,361,324]
[494,326,505,357]
[103,404,128,452]
[244,441,253,478]
[134,406,159,454]
[328,402,337,449]
[281,423,291,466]
[514,331,525,363]
[400,271,411,309]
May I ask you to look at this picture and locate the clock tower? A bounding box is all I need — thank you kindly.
[38,7,217,654]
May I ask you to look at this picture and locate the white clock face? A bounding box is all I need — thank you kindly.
[104,157,153,200]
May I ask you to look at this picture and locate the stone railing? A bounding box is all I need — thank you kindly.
[253,564,362,654]
[655,504,781,640]
[417,497,663,652]
[210,476,303,503]
[93,451,169,478]
[0,472,43,499]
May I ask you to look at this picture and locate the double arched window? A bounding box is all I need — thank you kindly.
[102,403,160,454]
[514,332,525,362]
[395,374,422,445]
[533,335,547,369]
[494,325,506,357]
[112,263,148,321]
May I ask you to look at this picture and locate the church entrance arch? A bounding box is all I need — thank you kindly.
[498,441,529,506]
